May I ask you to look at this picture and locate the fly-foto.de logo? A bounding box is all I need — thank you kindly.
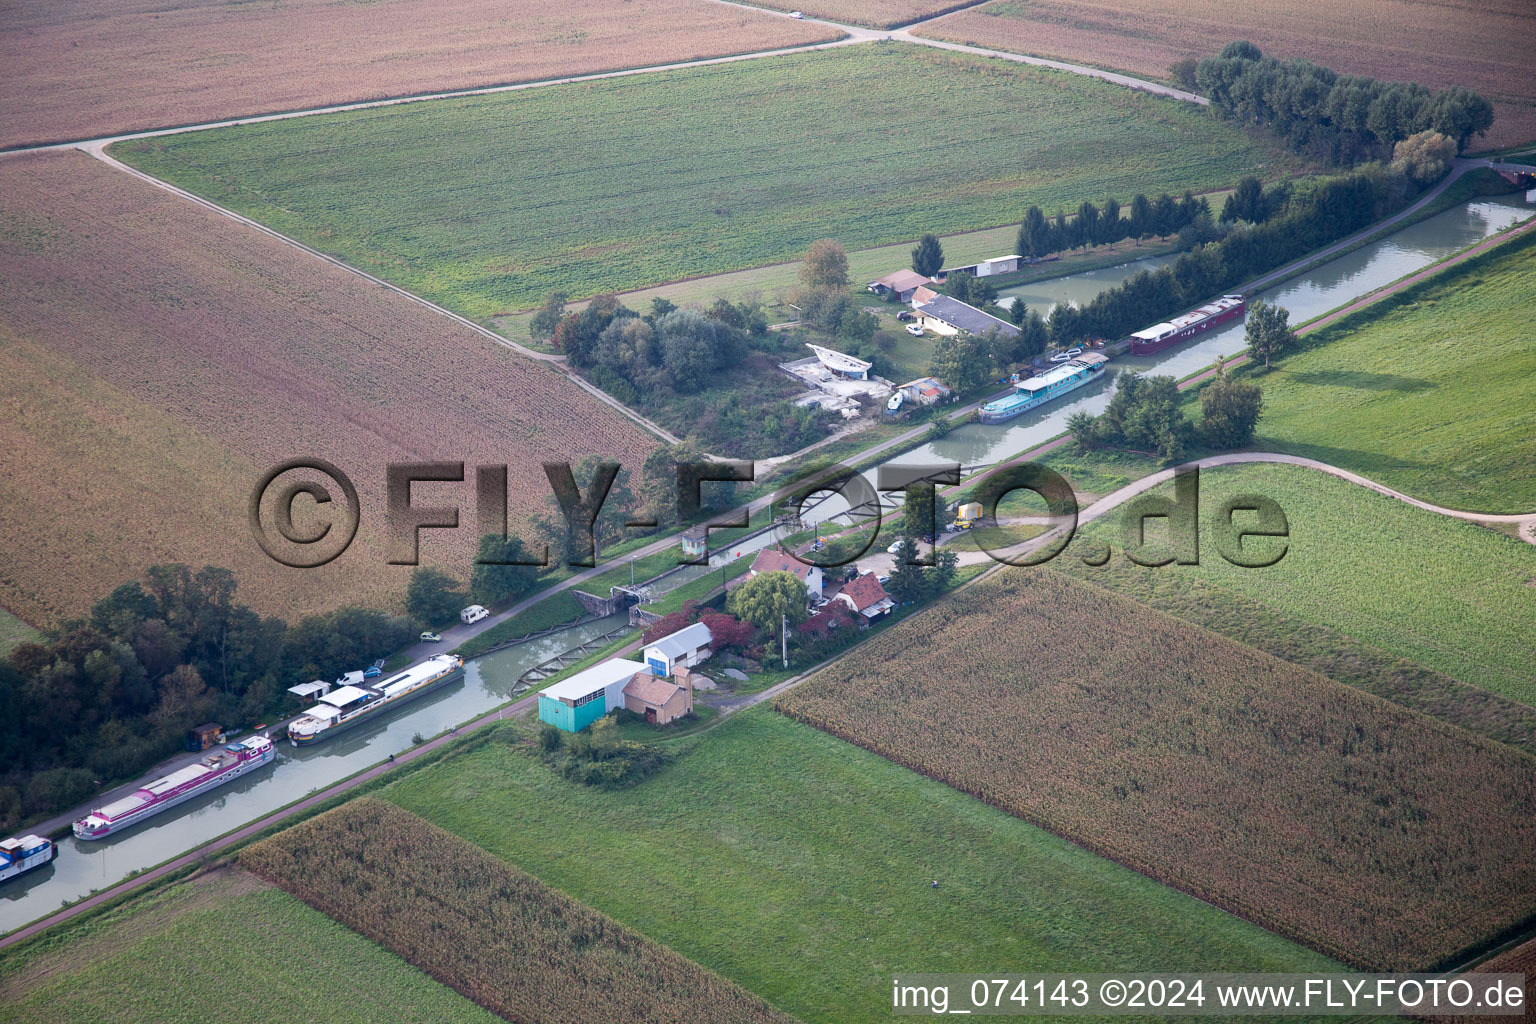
[249,459,1289,570]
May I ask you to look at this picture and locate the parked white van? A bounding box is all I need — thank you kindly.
[460,605,489,625]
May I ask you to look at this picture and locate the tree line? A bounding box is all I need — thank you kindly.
[1197,41,1493,162]
[0,565,416,828]
[1043,163,1417,348]
[1015,191,1213,260]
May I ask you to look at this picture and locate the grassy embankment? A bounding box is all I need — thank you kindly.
[1229,226,1536,513]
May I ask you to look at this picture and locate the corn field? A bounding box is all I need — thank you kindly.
[241,798,801,1024]
[777,568,1536,971]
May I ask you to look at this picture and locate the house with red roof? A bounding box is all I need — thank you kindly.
[835,572,895,623]
[749,548,823,598]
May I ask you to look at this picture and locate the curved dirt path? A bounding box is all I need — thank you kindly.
[945,451,1536,569]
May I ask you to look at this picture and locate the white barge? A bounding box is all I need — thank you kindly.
[73,735,275,840]
[288,653,464,746]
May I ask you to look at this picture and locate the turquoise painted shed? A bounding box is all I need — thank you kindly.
[536,659,647,733]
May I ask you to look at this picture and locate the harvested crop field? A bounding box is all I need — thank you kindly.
[777,569,1536,971]
[115,45,1299,315]
[242,797,800,1024]
[916,0,1536,149]
[0,868,499,1024]
[0,0,839,151]
[0,151,655,625]
[746,0,970,29]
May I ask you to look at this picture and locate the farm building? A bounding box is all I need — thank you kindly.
[913,295,1020,339]
[537,659,647,733]
[644,621,713,678]
[867,269,932,301]
[896,377,953,406]
[934,254,1021,281]
[622,671,694,726]
[749,548,824,598]
[836,573,895,622]
[681,525,709,561]
[910,284,941,307]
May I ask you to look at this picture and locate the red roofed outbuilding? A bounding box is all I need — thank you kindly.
[748,548,823,598]
[835,573,895,622]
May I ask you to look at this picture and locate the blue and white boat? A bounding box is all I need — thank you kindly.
[978,352,1108,424]
[0,834,55,882]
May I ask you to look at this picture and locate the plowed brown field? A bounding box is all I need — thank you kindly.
[777,568,1536,971]
[0,0,840,150]
[746,0,972,29]
[0,151,655,625]
[915,0,1536,149]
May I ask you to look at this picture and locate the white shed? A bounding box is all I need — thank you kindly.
[643,621,714,678]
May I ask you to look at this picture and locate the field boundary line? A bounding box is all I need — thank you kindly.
[76,143,683,445]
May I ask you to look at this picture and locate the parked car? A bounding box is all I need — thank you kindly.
[459,605,489,625]
[905,323,924,336]
[896,310,915,322]
[876,574,891,585]
[886,538,906,555]
[420,631,442,643]
[788,9,803,16]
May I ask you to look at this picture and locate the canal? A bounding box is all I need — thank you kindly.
[0,613,627,934]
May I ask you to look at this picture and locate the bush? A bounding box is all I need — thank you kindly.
[541,717,671,789]
[24,766,96,817]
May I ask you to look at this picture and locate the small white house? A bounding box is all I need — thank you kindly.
[836,573,896,622]
[644,621,714,678]
[749,548,824,598]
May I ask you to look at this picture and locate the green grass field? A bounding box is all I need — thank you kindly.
[1068,462,1536,708]
[0,870,498,1024]
[114,45,1293,316]
[382,710,1336,1024]
[0,607,39,656]
[1228,232,1536,513]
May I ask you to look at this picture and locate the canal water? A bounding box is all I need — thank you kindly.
[899,194,1532,474]
[0,613,627,934]
[3,192,1529,936]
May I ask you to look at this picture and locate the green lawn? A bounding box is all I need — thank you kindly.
[0,607,39,656]
[1067,462,1536,708]
[0,870,498,1024]
[113,46,1292,315]
[383,710,1336,1024]
[454,589,587,658]
[1229,231,1536,513]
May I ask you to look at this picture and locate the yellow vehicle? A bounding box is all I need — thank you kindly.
[955,502,983,530]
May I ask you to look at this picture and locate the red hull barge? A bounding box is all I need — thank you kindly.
[1129,294,1245,355]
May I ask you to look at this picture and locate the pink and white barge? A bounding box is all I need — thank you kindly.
[72,735,275,840]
